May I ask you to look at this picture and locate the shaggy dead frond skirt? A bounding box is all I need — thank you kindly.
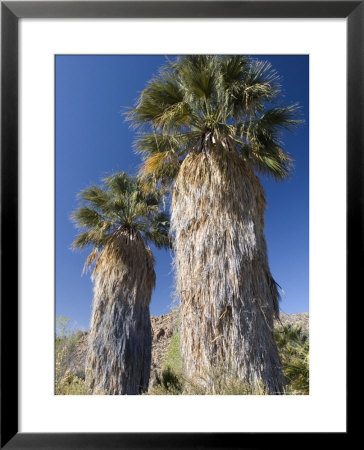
[86,233,155,395]
[171,147,285,394]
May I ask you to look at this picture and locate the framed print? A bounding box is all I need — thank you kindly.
[1,1,358,447]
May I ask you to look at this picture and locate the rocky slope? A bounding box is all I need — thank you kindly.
[72,311,308,387]
[278,312,309,332]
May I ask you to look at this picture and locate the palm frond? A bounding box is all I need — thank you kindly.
[254,105,302,133]
[144,212,171,249]
[72,229,111,250]
[71,207,106,229]
[245,58,281,100]
[78,186,111,212]
[126,70,186,130]
[178,56,219,101]
[245,146,293,180]
[139,151,180,179]
[82,248,99,274]
[103,172,133,197]
[135,133,181,154]
[221,55,248,89]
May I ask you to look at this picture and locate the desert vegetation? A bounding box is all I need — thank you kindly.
[274,324,309,394]
[55,314,309,395]
[55,316,88,395]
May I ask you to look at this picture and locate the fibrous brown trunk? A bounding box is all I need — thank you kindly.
[86,232,155,394]
[171,146,285,394]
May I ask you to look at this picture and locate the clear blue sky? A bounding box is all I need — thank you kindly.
[56,55,309,330]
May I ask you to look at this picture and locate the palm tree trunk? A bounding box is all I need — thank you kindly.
[86,233,155,394]
[171,146,285,394]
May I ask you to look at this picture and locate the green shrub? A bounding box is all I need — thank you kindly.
[149,366,184,395]
[161,332,183,374]
[274,324,309,394]
[148,332,184,395]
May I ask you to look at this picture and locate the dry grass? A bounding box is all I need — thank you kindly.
[55,335,90,395]
[86,230,155,394]
[171,145,285,394]
[149,363,267,396]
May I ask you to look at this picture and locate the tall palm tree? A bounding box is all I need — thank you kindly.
[72,172,170,394]
[127,55,301,394]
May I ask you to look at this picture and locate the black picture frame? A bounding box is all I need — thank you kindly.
[1,1,357,448]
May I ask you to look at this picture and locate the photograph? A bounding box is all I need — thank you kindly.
[55,54,309,396]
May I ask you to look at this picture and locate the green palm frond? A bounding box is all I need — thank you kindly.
[249,105,302,140]
[135,133,187,156]
[221,55,248,89]
[126,71,188,131]
[103,172,131,197]
[140,151,180,179]
[144,211,171,249]
[72,172,170,268]
[72,228,111,250]
[244,59,281,101]
[72,207,105,229]
[72,231,96,249]
[244,145,293,180]
[177,56,220,101]
[78,185,111,211]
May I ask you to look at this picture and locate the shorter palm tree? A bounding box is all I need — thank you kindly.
[72,172,170,394]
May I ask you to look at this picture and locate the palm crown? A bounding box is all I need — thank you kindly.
[127,55,301,183]
[72,172,170,271]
